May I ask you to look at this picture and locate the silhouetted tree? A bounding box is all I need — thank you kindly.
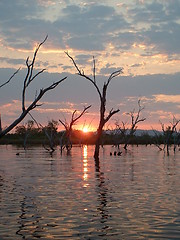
[113,120,128,148]
[15,120,36,149]
[0,36,67,138]
[29,114,58,154]
[160,116,180,155]
[151,128,163,151]
[42,119,59,153]
[66,52,122,160]
[123,99,146,150]
[59,105,91,152]
[114,99,146,150]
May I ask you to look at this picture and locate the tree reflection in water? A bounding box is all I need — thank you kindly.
[16,192,44,238]
[82,145,110,236]
[95,156,110,236]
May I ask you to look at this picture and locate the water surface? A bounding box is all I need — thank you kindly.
[0,145,180,239]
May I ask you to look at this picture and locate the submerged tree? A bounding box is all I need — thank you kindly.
[124,99,146,150]
[59,105,91,152]
[42,119,59,153]
[29,114,58,154]
[113,120,128,148]
[66,52,122,160]
[151,128,164,151]
[160,116,180,155]
[15,120,37,149]
[115,99,146,150]
[0,36,67,138]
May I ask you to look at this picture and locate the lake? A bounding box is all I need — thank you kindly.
[0,144,180,239]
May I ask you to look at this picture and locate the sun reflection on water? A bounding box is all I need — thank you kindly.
[83,145,89,185]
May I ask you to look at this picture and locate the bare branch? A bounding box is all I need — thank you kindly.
[59,119,68,131]
[59,105,91,131]
[59,105,91,151]
[28,112,41,129]
[65,51,102,99]
[0,68,20,88]
[0,35,67,138]
[93,56,96,83]
[65,51,82,75]
[107,68,123,86]
[71,110,77,123]
[28,35,48,83]
[105,108,120,123]
[22,36,48,111]
[72,105,91,124]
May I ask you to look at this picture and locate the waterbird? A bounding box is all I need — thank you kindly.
[117,151,122,156]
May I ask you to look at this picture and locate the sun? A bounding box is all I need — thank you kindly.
[82,127,89,133]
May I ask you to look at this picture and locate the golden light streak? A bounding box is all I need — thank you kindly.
[83,145,88,183]
[36,108,76,113]
[83,145,88,158]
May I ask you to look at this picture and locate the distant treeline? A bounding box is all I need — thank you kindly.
[0,129,177,147]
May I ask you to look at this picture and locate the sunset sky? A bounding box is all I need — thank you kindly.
[0,0,180,131]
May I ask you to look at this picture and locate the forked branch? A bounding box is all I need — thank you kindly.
[0,36,67,138]
[59,105,91,151]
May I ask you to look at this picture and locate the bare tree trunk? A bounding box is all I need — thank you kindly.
[94,126,103,159]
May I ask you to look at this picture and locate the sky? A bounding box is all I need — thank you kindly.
[0,0,180,132]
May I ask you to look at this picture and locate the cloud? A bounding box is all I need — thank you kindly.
[0,100,21,117]
[73,54,92,65]
[0,1,180,130]
[0,1,130,51]
[0,98,94,128]
[130,62,146,68]
[0,0,179,59]
[100,66,123,75]
[153,94,180,104]
[54,4,129,51]
[126,1,180,55]
[0,57,25,65]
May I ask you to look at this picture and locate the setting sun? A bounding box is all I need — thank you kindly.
[82,127,89,133]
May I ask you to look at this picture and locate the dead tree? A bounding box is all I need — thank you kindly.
[66,52,122,160]
[29,113,57,154]
[173,128,180,152]
[59,105,91,152]
[42,120,59,154]
[114,120,128,148]
[160,116,180,155]
[151,128,163,151]
[124,99,146,150]
[0,36,67,138]
[15,120,35,150]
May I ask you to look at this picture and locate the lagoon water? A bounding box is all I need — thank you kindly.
[0,144,180,239]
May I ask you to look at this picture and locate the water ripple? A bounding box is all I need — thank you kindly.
[0,145,180,239]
